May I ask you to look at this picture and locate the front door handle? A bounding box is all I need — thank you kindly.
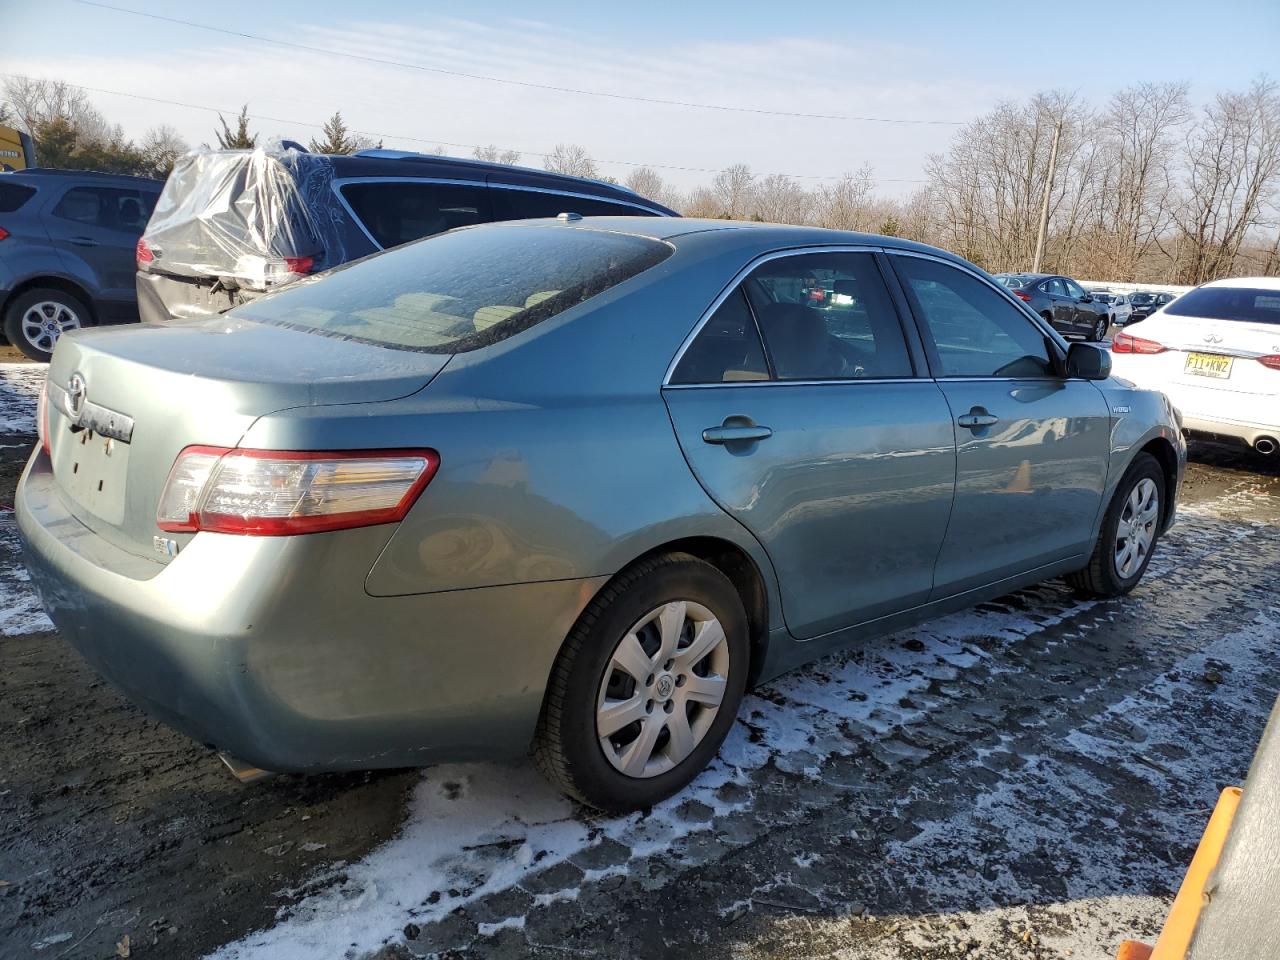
[702,420,773,445]
[957,408,998,430]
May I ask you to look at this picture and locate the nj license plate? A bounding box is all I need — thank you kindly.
[1184,352,1233,379]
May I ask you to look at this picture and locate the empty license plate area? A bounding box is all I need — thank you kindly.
[52,427,131,524]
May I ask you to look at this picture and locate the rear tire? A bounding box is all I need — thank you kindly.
[533,553,749,812]
[1067,452,1165,598]
[3,287,88,362]
[1090,314,1109,342]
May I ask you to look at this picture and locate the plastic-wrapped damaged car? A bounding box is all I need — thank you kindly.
[135,145,677,323]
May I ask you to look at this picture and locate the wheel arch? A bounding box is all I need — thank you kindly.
[1,276,99,326]
[586,536,773,689]
[1137,436,1180,529]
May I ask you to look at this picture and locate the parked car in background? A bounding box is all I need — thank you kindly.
[1127,291,1163,323]
[992,272,1111,341]
[20,218,1183,811]
[1090,290,1133,326]
[1110,277,1280,456]
[0,168,161,360]
[136,145,678,324]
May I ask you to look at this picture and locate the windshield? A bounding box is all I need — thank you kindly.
[1130,293,1154,304]
[1164,286,1280,325]
[233,224,672,352]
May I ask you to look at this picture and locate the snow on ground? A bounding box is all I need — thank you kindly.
[0,513,52,635]
[0,363,46,435]
[212,594,1132,960]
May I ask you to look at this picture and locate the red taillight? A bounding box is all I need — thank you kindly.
[136,237,153,266]
[156,446,439,536]
[1012,289,1032,302]
[1257,355,1280,370]
[284,256,314,275]
[0,226,10,242]
[1112,332,1167,354]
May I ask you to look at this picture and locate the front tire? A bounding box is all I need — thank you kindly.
[533,553,749,812]
[1068,452,1165,598]
[3,287,88,361]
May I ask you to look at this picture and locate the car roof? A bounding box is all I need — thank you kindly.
[1201,276,1280,291]
[487,216,974,261]
[1,167,162,187]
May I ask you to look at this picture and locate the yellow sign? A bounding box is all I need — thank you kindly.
[0,125,33,170]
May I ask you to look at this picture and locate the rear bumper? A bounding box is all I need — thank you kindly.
[16,450,602,772]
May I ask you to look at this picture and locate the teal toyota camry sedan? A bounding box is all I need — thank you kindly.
[16,217,1184,811]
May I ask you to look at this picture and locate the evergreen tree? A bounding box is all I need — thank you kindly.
[215,105,258,149]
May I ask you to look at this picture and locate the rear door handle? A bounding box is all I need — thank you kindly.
[69,237,100,247]
[702,422,773,445]
[957,409,998,430]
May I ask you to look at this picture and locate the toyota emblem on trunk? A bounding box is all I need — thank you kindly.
[66,373,87,420]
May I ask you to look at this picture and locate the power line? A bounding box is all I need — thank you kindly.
[0,73,930,184]
[71,0,965,127]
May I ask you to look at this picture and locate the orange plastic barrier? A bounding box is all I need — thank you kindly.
[1116,786,1242,960]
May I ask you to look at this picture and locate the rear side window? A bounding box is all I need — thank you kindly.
[1164,286,1280,324]
[490,187,655,221]
[234,224,672,353]
[671,289,769,384]
[52,186,157,232]
[894,256,1055,378]
[0,182,36,212]
[340,181,490,248]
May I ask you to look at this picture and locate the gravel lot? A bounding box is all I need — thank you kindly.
[1,357,1277,960]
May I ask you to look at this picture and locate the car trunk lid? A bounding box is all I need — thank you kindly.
[1137,314,1280,395]
[44,318,448,562]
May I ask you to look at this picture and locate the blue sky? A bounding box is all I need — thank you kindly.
[2,0,1277,195]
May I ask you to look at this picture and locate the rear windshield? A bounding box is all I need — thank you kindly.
[994,276,1025,289]
[233,224,672,352]
[1164,286,1280,324]
[0,182,36,212]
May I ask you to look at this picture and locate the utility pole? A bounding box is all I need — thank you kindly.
[1031,119,1061,273]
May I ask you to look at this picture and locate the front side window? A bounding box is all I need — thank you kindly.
[234,223,671,353]
[52,186,156,232]
[341,181,490,248]
[740,252,914,380]
[893,256,1056,378]
[670,289,769,384]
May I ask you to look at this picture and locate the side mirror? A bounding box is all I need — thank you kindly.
[1065,342,1111,380]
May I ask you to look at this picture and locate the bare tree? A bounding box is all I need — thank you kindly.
[473,144,521,165]
[625,166,664,199]
[812,165,876,231]
[751,173,809,224]
[138,125,188,178]
[1177,77,1280,283]
[1,76,110,142]
[712,164,755,219]
[544,143,597,178]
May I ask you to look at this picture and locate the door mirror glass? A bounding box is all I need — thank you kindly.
[1065,342,1111,380]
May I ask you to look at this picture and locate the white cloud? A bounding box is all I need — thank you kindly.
[5,16,1014,195]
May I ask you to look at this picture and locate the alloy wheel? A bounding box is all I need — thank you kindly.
[595,600,730,778]
[1114,477,1159,578]
[21,300,81,354]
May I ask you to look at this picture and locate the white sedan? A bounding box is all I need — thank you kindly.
[1110,277,1280,455]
